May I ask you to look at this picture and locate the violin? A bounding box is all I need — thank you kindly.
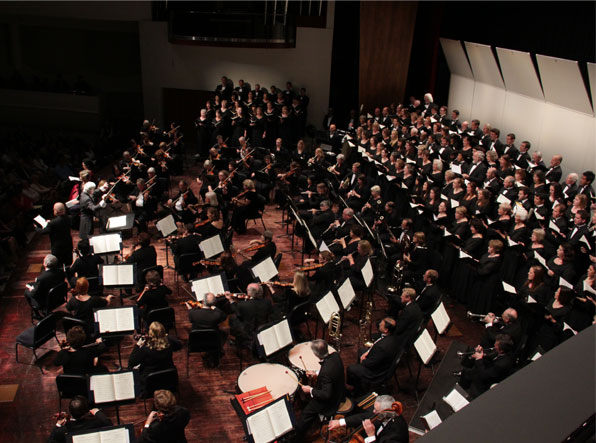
[342,401,403,443]
[297,263,326,272]
[231,190,249,205]
[191,259,221,267]
[194,218,211,228]
[244,242,267,252]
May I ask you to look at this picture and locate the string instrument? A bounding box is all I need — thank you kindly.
[102,192,118,203]
[184,300,205,309]
[244,242,267,252]
[259,162,276,173]
[191,259,221,267]
[166,133,184,149]
[278,167,298,180]
[297,263,326,272]
[340,401,403,443]
[231,190,249,205]
[123,243,139,261]
[53,411,71,422]
[194,218,211,228]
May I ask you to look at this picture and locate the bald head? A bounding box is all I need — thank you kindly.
[54,202,66,216]
[502,308,518,323]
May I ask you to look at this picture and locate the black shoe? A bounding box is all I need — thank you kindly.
[452,371,462,377]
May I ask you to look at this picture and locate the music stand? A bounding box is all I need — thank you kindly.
[90,233,123,264]
[231,395,297,443]
[156,214,178,269]
[66,424,135,442]
[190,272,229,302]
[94,305,140,368]
[255,318,294,360]
[105,213,135,233]
[87,371,140,424]
[100,263,136,305]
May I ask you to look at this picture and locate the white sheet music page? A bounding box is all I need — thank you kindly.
[252,257,278,282]
[246,406,276,443]
[316,292,340,324]
[337,278,356,309]
[71,432,101,443]
[33,215,48,228]
[268,399,293,438]
[274,320,293,350]
[113,372,135,401]
[101,266,118,287]
[199,235,224,259]
[414,329,437,365]
[258,327,279,356]
[156,214,178,238]
[431,302,450,335]
[66,198,78,208]
[361,259,374,287]
[502,281,517,294]
[91,374,116,403]
[115,307,135,332]
[442,388,469,412]
[97,309,118,334]
[421,410,442,430]
[107,215,128,229]
[117,265,134,286]
[207,275,225,296]
[104,234,122,253]
[99,427,130,443]
[191,279,210,302]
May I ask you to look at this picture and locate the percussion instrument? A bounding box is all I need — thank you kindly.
[237,363,298,400]
[288,341,336,372]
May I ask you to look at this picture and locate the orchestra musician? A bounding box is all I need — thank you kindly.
[186,292,227,366]
[125,232,157,293]
[24,254,66,319]
[139,389,190,443]
[229,179,260,234]
[79,182,107,240]
[53,326,107,375]
[65,277,115,335]
[136,270,172,323]
[167,180,199,224]
[227,283,272,347]
[48,396,112,443]
[129,178,156,233]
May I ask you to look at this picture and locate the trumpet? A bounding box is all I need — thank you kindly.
[457,347,495,357]
[466,311,502,323]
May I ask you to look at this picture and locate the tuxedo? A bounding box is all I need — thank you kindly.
[515,151,531,169]
[347,334,400,388]
[394,301,423,348]
[417,284,442,316]
[25,267,66,309]
[489,139,505,156]
[461,353,514,398]
[545,165,562,183]
[502,144,519,158]
[344,411,409,443]
[562,183,578,201]
[466,162,488,186]
[40,215,73,266]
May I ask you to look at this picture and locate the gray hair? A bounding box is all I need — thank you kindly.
[515,207,528,221]
[310,339,329,360]
[433,159,443,171]
[567,173,578,183]
[337,154,345,161]
[247,283,263,298]
[83,182,96,194]
[44,254,59,269]
[376,395,398,420]
[147,167,156,174]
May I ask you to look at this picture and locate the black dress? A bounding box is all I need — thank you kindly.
[66,296,108,335]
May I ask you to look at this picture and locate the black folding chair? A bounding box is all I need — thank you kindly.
[147,307,177,335]
[15,313,59,373]
[42,282,68,316]
[143,367,179,413]
[56,374,88,410]
[187,329,223,375]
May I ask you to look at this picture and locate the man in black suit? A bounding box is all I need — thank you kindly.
[295,339,345,439]
[187,293,227,366]
[394,288,423,349]
[25,254,66,316]
[125,232,157,292]
[170,223,201,274]
[327,394,408,443]
[488,128,504,156]
[514,140,532,169]
[347,317,399,394]
[498,176,518,203]
[484,167,501,197]
[328,124,343,153]
[417,269,442,316]
[458,334,515,398]
[578,171,595,203]
[48,395,112,443]
[562,173,579,202]
[462,150,488,186]
[39,202,73,267]
[502,133,519,158]
[545,154,563,183]
[309,200,336,240]
[227,283,272,346]
[248,230,277,264]
[322,108,336,130]
[480,308,522,348]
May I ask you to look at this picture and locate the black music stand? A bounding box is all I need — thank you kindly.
[100,263,137,305]
[231,395,297,443]
[87,371,140,424]
[90,233,123,264]
[66,424,135,442]
[255,318,294,361]
[105,213,135,233]
[156,214,178,269]
[94,305,140,368]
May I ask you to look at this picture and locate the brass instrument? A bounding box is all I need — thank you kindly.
[328,311,342,352]
[386,261,404,294]
[457,347,495,357]
[359,298,374,348]
[466,311,502,323]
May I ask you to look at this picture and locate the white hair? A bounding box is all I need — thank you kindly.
[424,93,434,103]
[83,182,96,194]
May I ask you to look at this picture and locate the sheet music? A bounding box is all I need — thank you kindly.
[580,235,592,250]
[252,257,278,283]
[156,214,178,238]
[459,250,472,259]
[68,176,82,182]
[431,302,450,335]
[361,259,374,287]
[442,387,469,412]
[66,198,78,208]
[115,307,135,332]
[414,329,437,365]
[508,237,519,247]
[450,164,462,175]
[563,322,578,335]
[421,410,442,430]
[559,277,573,289]
[246,406,276,443]
[106,215,128,229]
[117,265,134,286]
[531,351,542,361]
[274,320,293,351]
[33,215,48,228]
[102,265,134,286]
[496,193,511,204]
[534,252,547,267]
[91,234,121,254]
[583,280,596,295]
[319,240,331,253]
[96,309,119,334]
[199,235,224,259]
[268,399,293,438]
[72,433,101,443]
[90,374,116,403]
[99,428,130,443]
[191,275,225,302]
[113,372,135,401]
[450,199,460,209]
[548,220,561,234]
[316,292,340,324]
[258,320,292,356]
[527,295,537,304]
[502,281,517,294]
[337,278,356,309]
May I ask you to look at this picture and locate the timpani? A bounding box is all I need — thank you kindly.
[237,363,299,400]
[288,341,337,372]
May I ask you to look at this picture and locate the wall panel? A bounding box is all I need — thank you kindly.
[470,82,506,130]
[496,47,543,100]
[447,74,474,121]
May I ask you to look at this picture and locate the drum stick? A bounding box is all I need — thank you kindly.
[242,390,271,402]
[247,399,273,411]
[299,355,307,371]
[285,370,304,387]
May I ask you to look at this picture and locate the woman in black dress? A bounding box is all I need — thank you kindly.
[229,179,259,234]
[66,277,115,335]
[467,239,504,314]
[546,243,577,289]
[54,326,107,375]
[137,270,172,325]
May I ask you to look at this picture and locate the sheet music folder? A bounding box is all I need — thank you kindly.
[66,424,135,443]
[87,371,139,407]
[191,273,229,303]
[243,396,296,443]
[156,214,178,238]
[251,256,279,283]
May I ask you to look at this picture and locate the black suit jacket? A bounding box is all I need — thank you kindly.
[48,411,113,443]
[310,352,345,416]
[344,411,409,443]
[251,241,277,264]
[394,301,423,348]
[545,165,562,183]
[232,298,273,336]
[417,284,441,316]
[29,268,66,304]
[359,334,400,383]
[189,307,226,329]
[466,162,488,186]
[40,215,72,259]
[467,353,514,398]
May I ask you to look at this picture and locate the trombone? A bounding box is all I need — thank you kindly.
[466,311,502,323]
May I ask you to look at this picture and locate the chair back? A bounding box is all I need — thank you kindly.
[288,300,311,326]
[45,282,68,313]
[147,307,176,332]
[141,265,164,287]
[145,367,179,398]
[188,329,221,354]
[61,316,87,336]
[273,253,283,269]
[86,276,103,297]
[177,253,202,274]
[56,374,88,399]
[227,277,240,293]
[34,313,58,346]
[255,193,266,212]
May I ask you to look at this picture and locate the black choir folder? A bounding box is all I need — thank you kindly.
[88,371,138,404]
[256,319,293,357]
[66,424,134,443]
[94,306,139,335]
[245,396,295,443]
